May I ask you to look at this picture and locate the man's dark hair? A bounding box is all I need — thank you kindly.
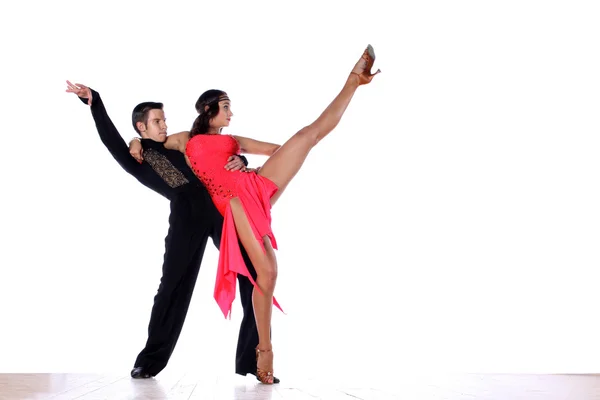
[132,102,164,135]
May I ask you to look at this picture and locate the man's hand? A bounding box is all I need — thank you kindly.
[129,138,144,163]
[242,166,262,173]
[224,155,246,171]
[65,80,92,106]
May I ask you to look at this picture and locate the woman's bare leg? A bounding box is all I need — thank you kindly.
[259,45,380,203]
[229,197,277,384]
[221,46,380,384]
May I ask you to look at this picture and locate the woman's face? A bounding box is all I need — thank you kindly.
[210,97,233,131]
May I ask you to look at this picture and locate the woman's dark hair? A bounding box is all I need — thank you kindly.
[190,89,228,137]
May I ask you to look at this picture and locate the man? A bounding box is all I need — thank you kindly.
[66,81,279,383]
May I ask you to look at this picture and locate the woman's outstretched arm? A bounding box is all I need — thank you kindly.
[233,135,281,156]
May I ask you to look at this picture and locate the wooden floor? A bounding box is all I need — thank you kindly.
[2,372,600,399]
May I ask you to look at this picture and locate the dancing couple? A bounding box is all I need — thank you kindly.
[67,44,380,384]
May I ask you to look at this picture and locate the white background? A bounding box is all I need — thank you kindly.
[1,0,599,386]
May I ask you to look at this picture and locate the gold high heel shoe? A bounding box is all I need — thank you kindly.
[255,347,274,384]
[352,44,381,85]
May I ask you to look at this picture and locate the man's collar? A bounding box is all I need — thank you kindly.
[140,138,166,149]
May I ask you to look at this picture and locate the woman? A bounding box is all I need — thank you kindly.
[163,45,380,383]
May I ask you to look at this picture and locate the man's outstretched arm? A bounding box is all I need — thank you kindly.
[67,81,141,175]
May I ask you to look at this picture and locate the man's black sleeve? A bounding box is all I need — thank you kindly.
[79,89,141,176]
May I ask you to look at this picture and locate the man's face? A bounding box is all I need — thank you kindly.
[138,109,168,142]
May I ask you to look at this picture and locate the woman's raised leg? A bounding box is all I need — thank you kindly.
[259,45,380,204]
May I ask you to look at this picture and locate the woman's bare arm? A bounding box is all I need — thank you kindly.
[164,131,191,153]
[233,135,281,156]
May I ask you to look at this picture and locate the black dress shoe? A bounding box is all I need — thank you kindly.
[249,371,280,384]
[131,367,154,379]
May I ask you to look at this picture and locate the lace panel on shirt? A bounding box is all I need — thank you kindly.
[144,148,189,188]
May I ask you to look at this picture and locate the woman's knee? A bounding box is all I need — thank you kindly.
[257,261,277,292]
[297,126,320,147]
[257,237,278,290]
[265,263,278,283]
